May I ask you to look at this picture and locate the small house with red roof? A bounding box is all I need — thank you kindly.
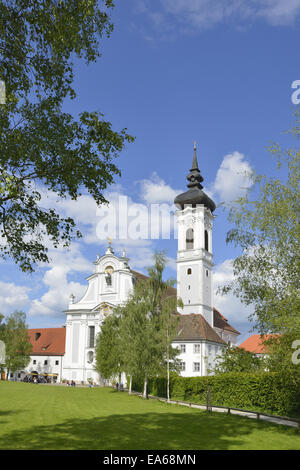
[238,334,278,357]
[10,328,66,382]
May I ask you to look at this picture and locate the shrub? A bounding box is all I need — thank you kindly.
[132,372,300,416]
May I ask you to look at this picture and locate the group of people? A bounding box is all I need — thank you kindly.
[23,375,53,384]
[66,380,76,387]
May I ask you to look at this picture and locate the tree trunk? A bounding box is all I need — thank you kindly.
[143,375,148,399]
[129,375,132,395]
[167,353,170,403]
[167,325,170,403]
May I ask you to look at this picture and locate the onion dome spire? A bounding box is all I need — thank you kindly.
[186,141,204,189]
[174,142,216,213]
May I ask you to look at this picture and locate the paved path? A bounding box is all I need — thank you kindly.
[144,394,299,429]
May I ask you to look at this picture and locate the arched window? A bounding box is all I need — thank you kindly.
[204,230,209,251]
[186,228,194,250]
[187,268,192,275]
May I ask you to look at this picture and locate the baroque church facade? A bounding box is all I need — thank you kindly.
[12,145,240,384]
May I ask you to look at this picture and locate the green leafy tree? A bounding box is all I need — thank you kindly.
[95,252,181,398]
[0,1,134,272]
[120,251,181,399]
[0,311,32,379]
[95,312,124,385]
[220,111,300,342]
[264,333,300,383]
[121,280,166,399]
[118,289,151,395]
[161,296,182,402]
[0,314,5,375]
[213,345,265,374]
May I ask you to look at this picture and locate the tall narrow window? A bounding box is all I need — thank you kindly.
[88,326,95,348]
[204,230,209,251]
[186,228,194,250]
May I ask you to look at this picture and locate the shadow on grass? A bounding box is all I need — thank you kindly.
[0,410,298,450]
[0,411,18,416]
[0,409,27,424]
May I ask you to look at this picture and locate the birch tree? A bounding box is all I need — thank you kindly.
[221,110,300,374]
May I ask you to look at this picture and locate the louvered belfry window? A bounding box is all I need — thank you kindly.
[204,230,209,251]
[186,228,194,250]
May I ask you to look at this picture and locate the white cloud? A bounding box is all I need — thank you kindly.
[256,0,300,25]
[28,243,90,317]
[0,281,31,315]
[213,258,253,324]
[212,151,253,203]
[135,0,300,35]
[139,172,182,205]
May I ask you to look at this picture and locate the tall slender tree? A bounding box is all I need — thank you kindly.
[95,252,182,398]
[121,252,181,399]
[95,312,124,385]
[221,111,300,336]
[0,311,32,379]
[220,109,300,376]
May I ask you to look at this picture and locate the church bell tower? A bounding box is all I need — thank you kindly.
[174,143,216,327]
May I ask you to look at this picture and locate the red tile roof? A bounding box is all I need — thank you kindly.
[238,334,277,354]
[28,328,66,356]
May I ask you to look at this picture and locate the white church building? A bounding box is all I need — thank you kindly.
[12,145,240,384]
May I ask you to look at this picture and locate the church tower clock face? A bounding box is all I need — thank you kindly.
[105,266,114,275]
[105,266,114,288]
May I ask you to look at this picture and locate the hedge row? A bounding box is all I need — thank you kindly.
[132,372,300,416]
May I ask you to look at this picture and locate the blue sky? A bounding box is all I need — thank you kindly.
[1,0,299,342]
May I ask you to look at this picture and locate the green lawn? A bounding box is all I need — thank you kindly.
[0,381,299,450]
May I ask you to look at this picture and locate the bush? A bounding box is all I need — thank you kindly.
[132,372,300,416]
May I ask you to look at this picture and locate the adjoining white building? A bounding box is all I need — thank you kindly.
[13,144,240,383]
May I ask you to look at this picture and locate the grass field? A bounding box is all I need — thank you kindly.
[0,381,299,450]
